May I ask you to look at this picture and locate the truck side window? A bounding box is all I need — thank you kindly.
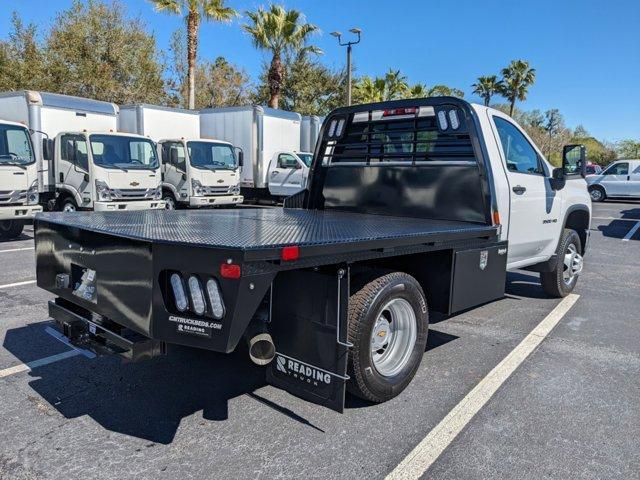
[163,142,186,171]
[493,117,543,175]
[278,153,299,169]
[60,134,89,171]
[603,163,628,175]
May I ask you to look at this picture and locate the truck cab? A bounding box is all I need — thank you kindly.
[0,120,42,239]
[157,138,243,209]
[47,131,164,211]
[266,151,312,198]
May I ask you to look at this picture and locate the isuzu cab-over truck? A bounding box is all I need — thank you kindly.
[119,104,243,209]
[35,98,591,412]
[0,91,164,212]
[0,120,42,239]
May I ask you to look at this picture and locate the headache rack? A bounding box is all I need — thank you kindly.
[320,105,475,165]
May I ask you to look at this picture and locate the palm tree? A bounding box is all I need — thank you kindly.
[472,75,503,106]
[151,0,237,110]
[243,5,320,109]
[383,69,409,100]
[427,85,465,98]
[500,60,536,116]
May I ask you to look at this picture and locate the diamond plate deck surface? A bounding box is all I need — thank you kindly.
[36,209,497,250]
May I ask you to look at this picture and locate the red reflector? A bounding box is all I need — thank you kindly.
[220,263,241,279]
[281,245,300,261]
[383,107,417,117]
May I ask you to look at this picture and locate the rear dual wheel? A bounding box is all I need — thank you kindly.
[347,272,429,403]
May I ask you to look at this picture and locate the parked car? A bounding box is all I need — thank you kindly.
[585,163,602,175]
[586,159,640,202]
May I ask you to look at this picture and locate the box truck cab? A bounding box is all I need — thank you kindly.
[0,120,42,239]
[157,138,243,209]
[119,104,243,209]
[0,91,164,212]
[200,106,301,202]
[46,131,163,211]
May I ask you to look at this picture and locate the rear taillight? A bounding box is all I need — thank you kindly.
[187,276,206,315]
[206,279,225,319]
[170,273,188,312]
[220,263,241,279]
[281,245,300,261]
[383,107,417,117]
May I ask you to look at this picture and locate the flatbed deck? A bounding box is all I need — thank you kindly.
[36,209,498,260]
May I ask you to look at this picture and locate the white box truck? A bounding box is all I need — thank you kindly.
[119,104,243,209]
[200,106,304,201]
[0,119,43,239]
[300,115,322,153]
[0,91,164,212]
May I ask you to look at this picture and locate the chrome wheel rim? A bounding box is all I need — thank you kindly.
[563,243,583,285]
[371,298,417,377]
[590,189,602,201]
[62,202,76,212]
[164,197,175,210]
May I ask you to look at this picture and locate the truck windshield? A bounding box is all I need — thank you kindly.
[0,125,34,166]
[90,135,158,170]
[297,153,313,167]
[187,141,237,170]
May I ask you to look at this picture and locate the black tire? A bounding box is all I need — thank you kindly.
[540,229,583,298]
[163,192,177,210]
[347,272,429,403]
[0,220,24,239]
[60,197,78,212]
[589,185,606,202]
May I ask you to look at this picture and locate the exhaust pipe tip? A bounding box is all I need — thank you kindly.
[248,332,276,366]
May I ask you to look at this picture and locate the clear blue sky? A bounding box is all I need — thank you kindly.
[2,0,639,142]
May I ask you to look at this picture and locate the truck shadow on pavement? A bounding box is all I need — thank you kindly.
[3,271,549,443]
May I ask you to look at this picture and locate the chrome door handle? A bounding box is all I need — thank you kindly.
[512,185,526,195]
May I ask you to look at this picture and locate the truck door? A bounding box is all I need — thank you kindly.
[490,115,563,265]
[629,162,640,197]
[58,134,91,205]
[268,153,304,196]
[599,162,630,196]
[161,141,187,201]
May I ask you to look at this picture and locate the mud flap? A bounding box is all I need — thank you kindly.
[266,266,351,413]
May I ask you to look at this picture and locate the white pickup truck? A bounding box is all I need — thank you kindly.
[37,98,591,412]
[266,150,313,198]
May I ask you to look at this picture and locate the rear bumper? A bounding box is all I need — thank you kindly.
[0,205,42,221]
[189,195,243,207]
[94,200,165,211]
[49,299,166,362]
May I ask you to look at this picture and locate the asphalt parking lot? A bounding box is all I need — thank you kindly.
[1,202,639,480]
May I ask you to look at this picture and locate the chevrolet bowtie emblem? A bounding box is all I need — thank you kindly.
[377,331,387,338]
[130,181,140,187]
[217,179,225,183]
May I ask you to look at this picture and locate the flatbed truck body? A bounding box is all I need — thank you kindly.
[35,97,591,412]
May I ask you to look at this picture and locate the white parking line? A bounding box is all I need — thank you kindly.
[0,280,36,290]
[386,294,580,480]
[623,221,640,241]
[0,247,35,253]
[0,350,80,379]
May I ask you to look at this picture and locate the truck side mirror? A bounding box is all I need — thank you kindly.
[42,138,54,161]
[562,144,586,178]
[170,148,178,165]
[550,167,566,191]
[237,149,244,167]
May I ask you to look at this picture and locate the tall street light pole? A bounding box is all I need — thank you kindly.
[331,28,362,106]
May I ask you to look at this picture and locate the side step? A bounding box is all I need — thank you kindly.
[49,299,166,362]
